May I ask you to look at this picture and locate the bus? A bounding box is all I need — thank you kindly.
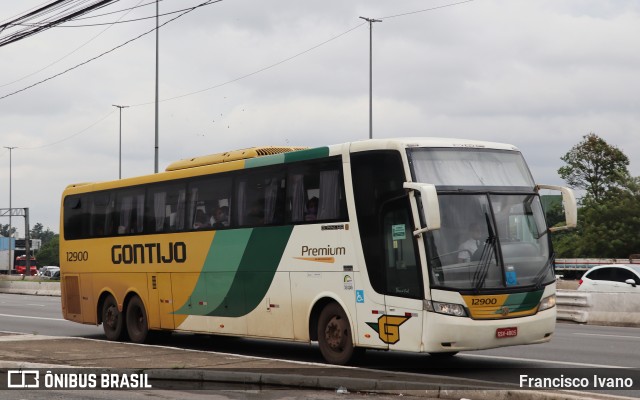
[60,138,577,364]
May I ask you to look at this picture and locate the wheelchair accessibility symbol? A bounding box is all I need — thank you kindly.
[356,290,364,303]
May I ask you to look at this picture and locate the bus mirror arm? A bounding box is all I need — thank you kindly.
[403,182,441,235]
[536,184,578,232]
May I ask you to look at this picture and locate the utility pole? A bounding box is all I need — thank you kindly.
[359,16,381,140]
[112,105,129,179]
[3,146,16,273]
[154,0,160,173]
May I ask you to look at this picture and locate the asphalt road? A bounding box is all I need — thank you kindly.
[1,293,639,398]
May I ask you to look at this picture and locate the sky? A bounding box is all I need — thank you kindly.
[1,0,639,236]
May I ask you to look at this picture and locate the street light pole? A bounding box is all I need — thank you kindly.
[4,146,16,273]
[112,105,129,179]
[154,0,159,173]
[359,16,381,140]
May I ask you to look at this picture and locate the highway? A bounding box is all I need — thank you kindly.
[1,293,639,398]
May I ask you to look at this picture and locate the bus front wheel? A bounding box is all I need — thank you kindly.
[102,295,125,341]
[317,303,355,365]
[126,296,149,344]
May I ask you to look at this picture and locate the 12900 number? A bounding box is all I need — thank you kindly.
[66,251,89,262]
[471,297,498,306]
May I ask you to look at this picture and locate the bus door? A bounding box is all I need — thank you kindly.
[148,273,175,329]
[379,197,424,352]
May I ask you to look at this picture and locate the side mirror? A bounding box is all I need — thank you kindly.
[403,182,441,236]
[536,184,577,232]
[625,279,637,288]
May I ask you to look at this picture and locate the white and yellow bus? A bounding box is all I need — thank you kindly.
[60,138,576,364]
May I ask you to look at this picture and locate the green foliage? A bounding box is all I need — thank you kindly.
[553,135,639,258]
[0,224,17,237]
[558,133,630,202]
[30,223,56,247]
[36,235,59,266]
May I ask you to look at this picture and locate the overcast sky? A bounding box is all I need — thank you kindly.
[1,0,639,236]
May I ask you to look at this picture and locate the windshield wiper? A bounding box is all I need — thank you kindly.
[472,213,497,291]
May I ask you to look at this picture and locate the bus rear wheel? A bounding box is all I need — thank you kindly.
[317,303,354,365]
[126,296,149,344]
[102,295,125,341]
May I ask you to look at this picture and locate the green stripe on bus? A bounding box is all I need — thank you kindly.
[499,290,544,314]
[174,229,253,315]
[284,147,329,163]
[245,154,286,168]
[174,226,294,317]
[208,225,294,317]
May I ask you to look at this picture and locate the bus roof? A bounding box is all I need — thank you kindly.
[348,137,519,153]
[62,138,520,195]
[166,146,308,171]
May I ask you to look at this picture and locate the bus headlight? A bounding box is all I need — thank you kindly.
[538,294,556,312]
[424,300,467,317]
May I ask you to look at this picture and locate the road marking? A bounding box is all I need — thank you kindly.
[573,332,640,340]
[462,353,627,369]
[0,313,65,322]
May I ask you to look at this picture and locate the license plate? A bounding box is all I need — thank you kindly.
[496,327,517,338]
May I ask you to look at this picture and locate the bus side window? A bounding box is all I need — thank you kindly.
[187,176,232,230]
[115,189,145,235]
[89,192,115,237]
[146,183,186,233]
[64,195,87,240]
[286,158,346,224]
[237,168,285,227]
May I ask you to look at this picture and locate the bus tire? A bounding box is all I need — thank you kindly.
[126,296,149,344]
[102,295,125,341]
[317,302,354,365]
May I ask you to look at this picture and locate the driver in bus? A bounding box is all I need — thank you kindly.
[458,222,484,263]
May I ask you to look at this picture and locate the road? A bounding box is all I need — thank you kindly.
[1,293,639,398]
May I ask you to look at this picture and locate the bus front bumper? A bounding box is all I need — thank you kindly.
[422,307,556,353]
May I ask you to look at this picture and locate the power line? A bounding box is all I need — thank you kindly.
[0,0,145,89]
[12,0,475,150]
[0,0,221,102]
[19,109,116,150]
[379,0,475,20]
[15,3,214,28]
[71,0,163,21]
[130,21,367,107]
[0,0,119,48]
[129,0,476,106]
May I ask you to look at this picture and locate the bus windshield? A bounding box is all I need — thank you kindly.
[408,148,553,291]
[409,147,535,190]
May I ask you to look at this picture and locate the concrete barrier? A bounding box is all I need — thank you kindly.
[556,289,640,327]
[0,278,60,296]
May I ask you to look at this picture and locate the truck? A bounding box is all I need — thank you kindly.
[14,255,37,276]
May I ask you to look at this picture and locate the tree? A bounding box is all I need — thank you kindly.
[558,133,630,203]
[30,223,56,246]
[35,235,59,266]
[0,224,17,237]
[554,136,640,259]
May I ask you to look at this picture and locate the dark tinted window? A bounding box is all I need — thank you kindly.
[64,156,347,240]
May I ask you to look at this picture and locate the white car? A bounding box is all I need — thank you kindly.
[577,264,640,292]
[38,266,60,278]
